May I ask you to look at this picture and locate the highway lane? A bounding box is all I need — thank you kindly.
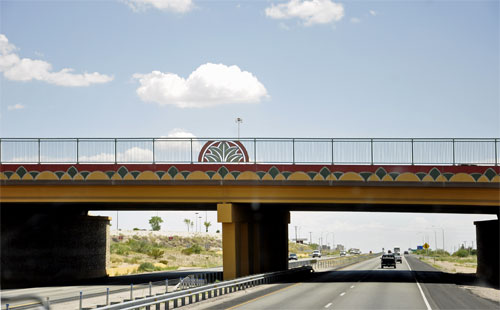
[214,255,498,310]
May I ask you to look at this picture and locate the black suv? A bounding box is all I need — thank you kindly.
[381,254,396,268]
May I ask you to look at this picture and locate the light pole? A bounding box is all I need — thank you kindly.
[235,118,243,140]
[195,212,199,233]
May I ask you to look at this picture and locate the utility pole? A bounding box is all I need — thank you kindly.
[309,232,312,245]
[294,226,298,243]
[116,211,119,231]
[434,230,437,252]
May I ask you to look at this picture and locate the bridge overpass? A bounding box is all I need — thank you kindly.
[1,138,499,287]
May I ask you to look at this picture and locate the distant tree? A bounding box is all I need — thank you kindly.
[184,219,192,232]
[204,221,211,232]
[149,216,163,231]
[190,222,194,232]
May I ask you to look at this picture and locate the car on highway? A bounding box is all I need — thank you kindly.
[404,251,409,255]
[288,253,298,260]
[340,251,346,256]
[312,250,322,258]
[394,253,402,263]
[380,254,396,268]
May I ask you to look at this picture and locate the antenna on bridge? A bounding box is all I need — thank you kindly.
[235,117,243,140]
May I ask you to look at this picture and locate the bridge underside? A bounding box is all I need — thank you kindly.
[1,182,499,288]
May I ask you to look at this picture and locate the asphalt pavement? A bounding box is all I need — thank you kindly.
[201,255,499,309]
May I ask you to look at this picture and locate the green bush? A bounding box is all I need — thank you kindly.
[127,239,153,254]
[453,248,469,257]
[182,244,203,255]
[138,262,156,272]
[148,248,165,259]
[159,260,169,265]
[111,243,130,255]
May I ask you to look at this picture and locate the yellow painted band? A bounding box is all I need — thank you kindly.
[0,184,499,206]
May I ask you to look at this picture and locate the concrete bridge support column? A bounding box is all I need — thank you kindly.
[1,206,110,288]
[474,219,499,286]
[217,203,289,280]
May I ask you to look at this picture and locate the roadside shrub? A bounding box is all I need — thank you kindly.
[138,262,156,272]
[127,239,152,254]
[453,249,469,257]
[111,243,130,255]
[182,244,203,255]
[148,248,165,259]
[159,260,169,265]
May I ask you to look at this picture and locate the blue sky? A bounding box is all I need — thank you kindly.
[1,0,498,252]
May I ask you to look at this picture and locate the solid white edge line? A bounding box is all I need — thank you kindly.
[324,302,332,308]
[405,258,432,310]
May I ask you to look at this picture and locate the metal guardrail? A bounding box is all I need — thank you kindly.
[0,138,498,166]
[92,266,314,310]
[2,272,223,310]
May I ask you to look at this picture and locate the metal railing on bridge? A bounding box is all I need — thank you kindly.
[0,138,498,166]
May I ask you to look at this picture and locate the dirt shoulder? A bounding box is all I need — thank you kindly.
[420,256,499,304]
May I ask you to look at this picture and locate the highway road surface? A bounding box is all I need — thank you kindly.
[192,255,498,310]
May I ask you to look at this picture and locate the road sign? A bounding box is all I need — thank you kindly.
[417,245,423,250]
[423,243,430,249]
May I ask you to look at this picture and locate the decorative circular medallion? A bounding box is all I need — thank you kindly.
[198,140,249,163]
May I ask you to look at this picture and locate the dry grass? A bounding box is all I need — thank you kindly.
[108,232,222,276]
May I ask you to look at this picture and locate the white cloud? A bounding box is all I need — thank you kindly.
[124,0,193,13]
[350,17,361,23]
[7,103,25,111]
[133,63,268,108]
[369,10,377,16]
[265,0,344,26]
[0,34,113,87]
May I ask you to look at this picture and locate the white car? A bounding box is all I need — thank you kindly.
[312,250,322,258]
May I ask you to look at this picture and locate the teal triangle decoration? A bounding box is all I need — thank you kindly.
[360,172,372,181]
[230,171,241,179]
[319,167,331,179]
[131,171,141,179]
[156,171,166,179]
[80,171,90,179]
[217,166,229,178]
[375,167,387,180]
[443,173,454,181]
[388,172,400,180]
[206,171,216,179]
[4,171,14,179]
[429,168,441,180]
[117,166,129,178]
[29,171,39,179]
[180,171,190,179]
[105,171,115,179]
[282,172,292,179]
[470,173,482,182]
[268,166,280,179]
[306,172,316,180]
[333,172,343,179]
[256,171,266,179]
[416,172,427,181]
[55,171,65,179]
[15,166,27,179]
[484,168,497,181]
[67,166,78,178]
[167,166,178,178]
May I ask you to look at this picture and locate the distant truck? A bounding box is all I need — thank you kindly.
[394,247,401,254]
